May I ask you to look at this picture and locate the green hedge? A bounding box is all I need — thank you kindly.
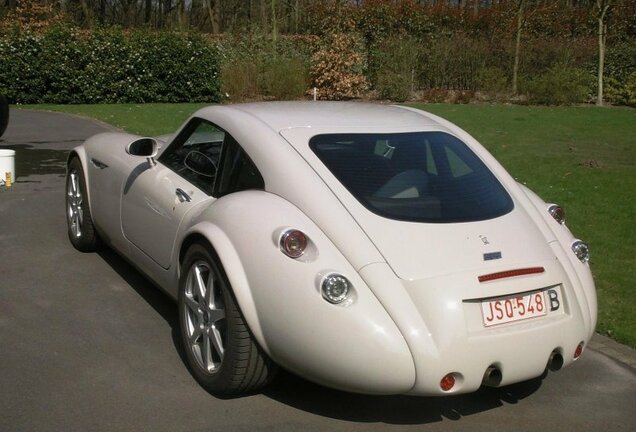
[0,26,221,104]
[1,24,633,106]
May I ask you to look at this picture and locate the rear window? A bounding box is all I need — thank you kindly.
[310,132,514,223]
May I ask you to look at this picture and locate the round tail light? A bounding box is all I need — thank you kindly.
[548,204,566,224]
[571,240,590,263]
[280,229,307,258]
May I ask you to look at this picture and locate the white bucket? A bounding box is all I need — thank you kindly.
[0,149,16,187]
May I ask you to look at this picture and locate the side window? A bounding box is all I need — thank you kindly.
[444,146,473,178]
[159,119,224,195]
[216,135,264,197]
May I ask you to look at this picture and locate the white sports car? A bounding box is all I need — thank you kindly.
[66,102,597,396]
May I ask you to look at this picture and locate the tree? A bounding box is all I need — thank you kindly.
[512,0,527,95]
[205,0,222,33]
[595,0,611,106]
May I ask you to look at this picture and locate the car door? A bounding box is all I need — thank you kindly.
[120,119,224,269]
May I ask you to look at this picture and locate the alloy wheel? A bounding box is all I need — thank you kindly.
[183,261,226,374]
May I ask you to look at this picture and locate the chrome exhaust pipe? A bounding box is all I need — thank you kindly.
[548,351,564,371]
[482,366,502,387]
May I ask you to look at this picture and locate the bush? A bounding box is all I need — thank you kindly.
[371,35,420,101]
[217,33,313,102]
[309,32,369,100]
[261,56,308,100]
[0,26,222,104]
[521,64,591,105]
[477,67,509,94]
[220,60,260,101]
[604,71,636,107]
[419,35,493,91]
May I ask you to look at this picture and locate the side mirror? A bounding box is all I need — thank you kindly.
[126,137,158,167]
[126,137,158,157]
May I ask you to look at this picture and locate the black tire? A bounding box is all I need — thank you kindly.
[178,243,276,396]
[66,157,100,252]
[0,95,8,137]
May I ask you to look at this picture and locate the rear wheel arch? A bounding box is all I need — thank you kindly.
[178,242,276,395]
[178,228,269,354]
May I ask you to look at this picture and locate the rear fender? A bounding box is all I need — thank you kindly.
[519,184,597,336]
[180,221,266,350]
[177,190,416,394]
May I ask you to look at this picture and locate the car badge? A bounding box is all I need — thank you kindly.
[483,252,502,261]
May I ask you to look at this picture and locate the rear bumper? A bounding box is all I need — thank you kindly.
[359,262,594,396]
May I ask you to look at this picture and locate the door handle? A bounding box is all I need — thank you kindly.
[175,188,192,203]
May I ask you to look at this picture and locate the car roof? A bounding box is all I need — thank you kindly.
[195,102,442,132]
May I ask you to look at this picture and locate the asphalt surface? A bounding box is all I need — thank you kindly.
[1,109,635,432]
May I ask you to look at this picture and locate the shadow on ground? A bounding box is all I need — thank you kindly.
[264,370,542,424]
[97,248,188,368]
[96,246,544,425]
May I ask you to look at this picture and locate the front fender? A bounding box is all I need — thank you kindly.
[179,190,416,394]
[67,146,92,213]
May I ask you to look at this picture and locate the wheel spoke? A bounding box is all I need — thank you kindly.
[189,325,202,346]
[203,332,212,370]
[205,274,215,310]
[194,265,207,306]
[70,173,78,195]
[208,308,225,323]
[184,294,199,315]
[210,326,224,359]
[72,214,81,237]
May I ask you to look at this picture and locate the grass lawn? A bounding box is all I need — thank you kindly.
[26,102,636,348]
[32,103,208,136]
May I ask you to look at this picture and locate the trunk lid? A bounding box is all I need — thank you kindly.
[356,204,556,281]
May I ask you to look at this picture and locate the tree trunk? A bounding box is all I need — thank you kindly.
[596,1,610,107]
[79,0,94,28]
[271,0,277,43]
[206,0,221,33]
[177,0,186,29]
[512,0,525,95]
[145,0,152,24]
[261,0,268,30]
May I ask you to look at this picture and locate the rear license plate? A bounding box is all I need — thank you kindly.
[481,291,548,327]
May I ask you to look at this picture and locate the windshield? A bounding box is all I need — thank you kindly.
[310,132,514,223]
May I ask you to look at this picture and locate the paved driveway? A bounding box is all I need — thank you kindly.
[1,109,634,432]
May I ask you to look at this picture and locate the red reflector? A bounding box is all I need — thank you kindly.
[440,373,456,391]
[478,267,545,283]
[574,342,584,359]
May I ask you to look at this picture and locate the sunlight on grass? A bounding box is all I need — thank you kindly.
[32,103,208,136]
